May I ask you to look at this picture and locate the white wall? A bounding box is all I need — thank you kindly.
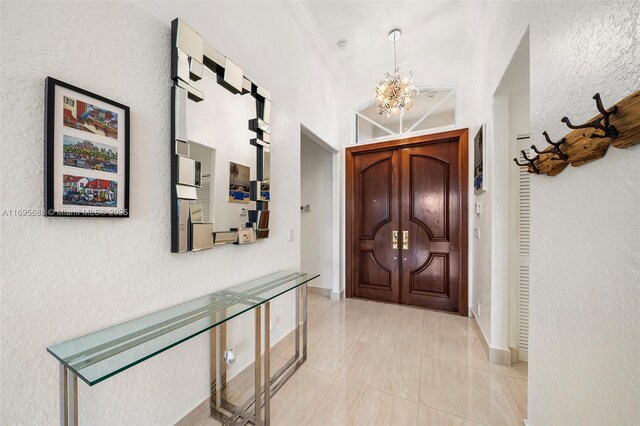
[529,2,640,423]
[0,1,348,424]
[300,134,333,290]
[463,1,640,424]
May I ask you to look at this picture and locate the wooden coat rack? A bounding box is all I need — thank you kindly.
[514,90,640,176]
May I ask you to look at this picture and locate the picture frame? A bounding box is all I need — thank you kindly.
[44,77,130,217]
[228,161,250,204]
[474,124,486,194]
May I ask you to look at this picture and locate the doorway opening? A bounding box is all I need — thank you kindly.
[492,29,530,363]
[300,127,339,299]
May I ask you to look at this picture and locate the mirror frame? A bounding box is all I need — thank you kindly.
[170,19,271,253]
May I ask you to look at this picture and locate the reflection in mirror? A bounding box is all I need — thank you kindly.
[187,68,257,233]
[170,19,271,253]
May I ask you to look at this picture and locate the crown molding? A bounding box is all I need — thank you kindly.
[281,0,345,85]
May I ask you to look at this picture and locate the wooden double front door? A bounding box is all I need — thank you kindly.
[346,130,468,315]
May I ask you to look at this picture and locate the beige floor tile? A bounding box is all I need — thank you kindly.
[505,376,528,419]
[378,302,425,327]
[340,297,381,316]
[270,366,334,425]
[307,293,336,309]
[419,357,522,425]
[310,308,371,340]
[417,405,485,426]
[305,330,358,375]
[306,295,336,326]
[307,305,331,325]
[271,331,297,360]
[423,309,443,330]
[438,312,474,336]
[499,361,528,380]
[350,387,418,426]
[197,417,221,426]
[359,320,423,353]
[308,377,366,425]
[421,331,481,367]
[210,296,525,426]
[338,341,421,402]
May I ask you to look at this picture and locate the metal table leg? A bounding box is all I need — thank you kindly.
[264,302,271,426]
[295,286,300,359]
[60,364,78,426]
[209,283,307,425]
[254,305,262,426]
[302,284,307,361]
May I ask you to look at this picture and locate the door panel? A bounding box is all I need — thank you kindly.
[346,129,468,315]
[401,142,460,311]
[352,150,400,303]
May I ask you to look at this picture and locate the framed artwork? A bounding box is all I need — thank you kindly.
[228,162,250,203]
[474,124,486,194]
[44,77,130,217]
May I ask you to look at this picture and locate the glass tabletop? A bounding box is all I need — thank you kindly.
[47,270,318,386]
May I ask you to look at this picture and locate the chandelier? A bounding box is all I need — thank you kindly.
[375,29,419,118]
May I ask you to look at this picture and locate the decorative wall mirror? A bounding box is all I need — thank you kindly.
[170,19,271,253]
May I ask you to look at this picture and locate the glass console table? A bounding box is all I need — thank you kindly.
[47,270,318,426]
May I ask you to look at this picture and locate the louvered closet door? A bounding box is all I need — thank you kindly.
[515,137,531,359]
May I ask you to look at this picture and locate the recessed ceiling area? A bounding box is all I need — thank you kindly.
[299,0,486,106]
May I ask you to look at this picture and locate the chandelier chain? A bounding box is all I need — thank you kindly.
[394,37,397,73]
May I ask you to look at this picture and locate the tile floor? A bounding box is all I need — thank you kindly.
[203,294,527,426]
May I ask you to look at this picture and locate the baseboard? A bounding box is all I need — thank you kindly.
[489,347,512,365]
[330,289,344,301]
[307,285,331,298]
[470,312,490,359]
[510,346,519,363]
[470,312,512,366]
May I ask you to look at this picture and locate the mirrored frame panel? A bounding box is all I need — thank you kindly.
[170,19,271,253]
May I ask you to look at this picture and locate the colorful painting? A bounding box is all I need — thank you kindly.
[261,181,271,201]
[45,78,129,216]
[62,174,118,207]
[63,136,117,173]
[63,96,119,139]
[229,162,250,203]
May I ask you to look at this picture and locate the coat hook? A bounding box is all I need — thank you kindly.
[513,150,540,174]
[560,93,619,139]
[533,131,569,161]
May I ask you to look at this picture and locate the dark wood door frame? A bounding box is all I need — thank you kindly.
[346,129,469,316]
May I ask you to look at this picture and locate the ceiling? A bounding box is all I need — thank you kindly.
[291,0,486,107]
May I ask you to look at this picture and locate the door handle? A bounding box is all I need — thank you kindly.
[392,230,398,249]
[402,230,409,250]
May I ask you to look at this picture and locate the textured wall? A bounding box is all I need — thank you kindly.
[0,1,347,424]
[463,1,534,349]
[528,2,640,424]
[465,1,640,424]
